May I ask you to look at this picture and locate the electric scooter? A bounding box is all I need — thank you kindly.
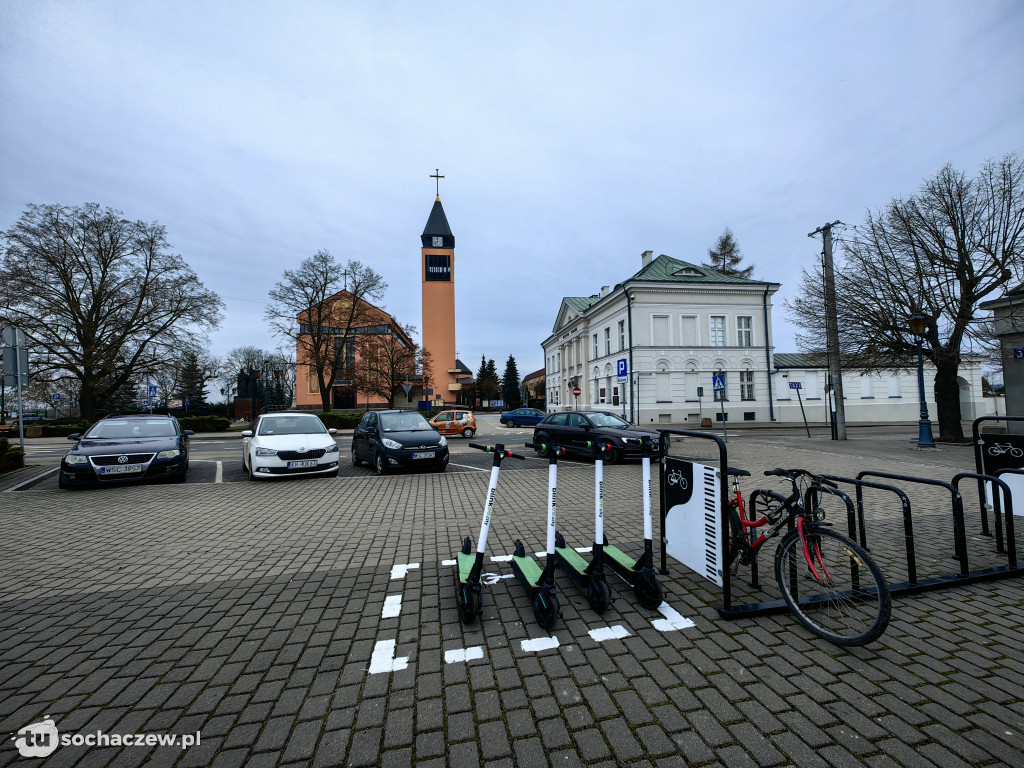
[552,440,613,613]
[603,436,664,608]
[456,443,525,625]
[511,441,564,630]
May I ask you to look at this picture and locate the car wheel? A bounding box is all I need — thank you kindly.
[375,452,388,476]
[58,474,68,490]
[329,468,340,477]
[351,448,362,467]
[247,456,257,480]
[600,446,620,465]
[462,427,474,438]
[507,420,516,428]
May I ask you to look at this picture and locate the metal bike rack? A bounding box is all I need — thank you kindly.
[991,468,1021,567]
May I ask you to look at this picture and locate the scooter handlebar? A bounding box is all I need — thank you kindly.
[525,442,566,456]
[469,443,527,460]
[469,443,488,452]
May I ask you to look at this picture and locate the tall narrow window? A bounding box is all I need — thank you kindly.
[652,315,670,347]
[680,316,697,346]
[710,316,725,347]
[737,316,752,347]
[593,334,599,358]
[740,370,754,400]
[604,328,611,356]
[618,320,625,351]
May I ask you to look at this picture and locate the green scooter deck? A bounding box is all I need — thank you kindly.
[457,551,477,582]
[512,553,544,584]
[604,544,638,571]
[554,545,590,573]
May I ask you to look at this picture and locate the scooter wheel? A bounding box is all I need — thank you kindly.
[533,592,560,630]
[458,587,479,625]
[587,578,612,613]
[634,573,664,609]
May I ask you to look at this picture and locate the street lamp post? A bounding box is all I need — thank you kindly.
[909,311,936,449]
[250,368,262,426]
[625,289,636,423]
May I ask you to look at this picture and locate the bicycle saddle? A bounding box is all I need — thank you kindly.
[726,467,750,477]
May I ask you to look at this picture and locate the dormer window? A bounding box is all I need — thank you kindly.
[676,268,702,277]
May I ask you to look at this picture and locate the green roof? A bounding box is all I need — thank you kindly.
[627,254,771,285]
[564,295,602,313]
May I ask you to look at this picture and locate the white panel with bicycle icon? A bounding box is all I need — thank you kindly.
[981,434,1024,517]
[663,456,723,587]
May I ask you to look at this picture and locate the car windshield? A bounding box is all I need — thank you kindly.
[588,413,631,428]
[85,420,178,439]
[380,413,431,432]
[257,416,328,436]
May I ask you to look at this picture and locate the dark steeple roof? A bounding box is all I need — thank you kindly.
[422,197,453,238]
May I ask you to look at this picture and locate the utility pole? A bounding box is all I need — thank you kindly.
[808,221,847,440]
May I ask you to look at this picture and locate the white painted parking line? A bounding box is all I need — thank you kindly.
[445,646,484,664]
[481,573,515,585]
[441,559,456,566]
[588,625,631,642]
[447,463,487,472]
[390,563,420,579]
[368,639,409,674]
[575,547,593,553]
[490,555,513,562]
[382,595,402,618]
[215,461,223,484]
[3,467,59,492]
[521,637,560,652]
[651,602,696,632]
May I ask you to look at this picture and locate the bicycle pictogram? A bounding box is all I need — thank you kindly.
[666,469,688,489]
[987,443,1023,458]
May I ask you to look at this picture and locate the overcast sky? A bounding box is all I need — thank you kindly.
[2,1,1022,385]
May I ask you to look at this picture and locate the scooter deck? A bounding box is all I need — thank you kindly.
[604,544,641,581]
[511,553,544,590]
[554,545,590,576]
[456,551,477,582]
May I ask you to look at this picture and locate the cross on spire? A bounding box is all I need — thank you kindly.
[430,168,444,197]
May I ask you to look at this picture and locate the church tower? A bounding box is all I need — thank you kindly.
[421,175,458,405]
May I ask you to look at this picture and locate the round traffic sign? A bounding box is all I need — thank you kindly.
[572,387,581,397]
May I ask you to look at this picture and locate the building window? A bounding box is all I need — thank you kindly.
[740,370,754,400]
[556,352,560,371]
[593,334,599,358]
[710,316,725,347]
[652,315,670,347]
[604,327,611,356]
[714,370,727,401]
[737,316,752,347]
[680,316,697,347]
[618,320,625,351]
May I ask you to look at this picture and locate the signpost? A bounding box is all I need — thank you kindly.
[617,360,628,419]
[789,381,811,438]
[712,374,727,441]
[572,386,581,408]
[697,386,704,426]
[2,326,28,450]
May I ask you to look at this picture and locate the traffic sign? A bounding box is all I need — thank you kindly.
[788,381,802,390]
[572,386,581,398]
[712,374,725,392]
[617,359,628,377]
[52,393,61,402]
[2,326,26,346]
[185,398,191,407]
[148,385,158,398]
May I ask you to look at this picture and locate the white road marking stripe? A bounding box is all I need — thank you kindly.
[575,547,593,553]
[3,467,60,492]
[390,563,420,579]
[441,559,456,566]
[521,637,560,652]
[651,602,696,632]
[445,646,484,664]
[368,639,409,674]
[588,625,631,642]
[447,463,488,472]
[490,555,513,562]
[215,461,223,484]
[382,595,402,618]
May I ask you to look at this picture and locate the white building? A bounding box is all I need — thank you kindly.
[542,251,996,426]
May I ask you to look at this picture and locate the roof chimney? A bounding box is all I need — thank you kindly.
[600,285,609,298]
[641,250,653,267]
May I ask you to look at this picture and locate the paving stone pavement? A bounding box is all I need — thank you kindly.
[1,430,1022,767]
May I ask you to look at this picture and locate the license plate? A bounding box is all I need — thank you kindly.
[412,451,435,459]
[287,460,318,468]
[100,464,143,475]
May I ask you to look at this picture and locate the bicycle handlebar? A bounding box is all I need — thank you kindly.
[765,467,837,488]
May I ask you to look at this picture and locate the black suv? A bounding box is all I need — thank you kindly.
[60,413,193,487]
[352,410,450,475]
[532,411,661,464]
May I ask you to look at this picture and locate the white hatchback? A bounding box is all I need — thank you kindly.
[242,413,340,480]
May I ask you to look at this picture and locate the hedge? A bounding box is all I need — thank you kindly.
[177,416,231,433]
[317,412,363,430]
[0,437,25,470]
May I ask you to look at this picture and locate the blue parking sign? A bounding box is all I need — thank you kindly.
[712,374,725,392]
[617,359,628,377]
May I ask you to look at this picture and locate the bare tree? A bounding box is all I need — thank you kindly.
[352,323,425,408]
[787,153,1024,439]
[0,203,223,420]
[702,227,753,279]
[265,251,386,412]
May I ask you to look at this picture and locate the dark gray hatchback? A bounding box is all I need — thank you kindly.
[351,410,450,476]
[532,411,661,464]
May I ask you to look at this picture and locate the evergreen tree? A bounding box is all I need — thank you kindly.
[178,350,207,405]
[702,227,753,279]
[501,355,521,408]
[476,356,500,401]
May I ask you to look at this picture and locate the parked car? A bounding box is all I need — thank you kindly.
[242,412,340,479]
[499,407,546,428]
[428,409,477,438]
[532,411,661,464]
[352,410,449,475]
[59,414,193,488]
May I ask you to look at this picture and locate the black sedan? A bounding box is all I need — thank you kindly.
[499,407,547,428]
[532,411,661,464]
[59,414,193,488]
[351,410,449,475]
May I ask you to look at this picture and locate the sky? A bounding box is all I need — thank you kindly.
[2,1,1022,390]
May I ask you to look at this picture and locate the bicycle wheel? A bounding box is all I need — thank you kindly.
[774,527,891,646]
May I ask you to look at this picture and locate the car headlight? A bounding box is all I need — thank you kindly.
[622,437,640,446]
[65,454,89,465]
[438,436,447,447]
[324,442,339,454]
[156,449,180,459]
[381,438,402,450]
[255,447,278,456]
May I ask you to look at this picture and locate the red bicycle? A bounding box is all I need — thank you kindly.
[725,467,892,646]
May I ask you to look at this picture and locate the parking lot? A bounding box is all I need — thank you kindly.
[2,417,1023,767]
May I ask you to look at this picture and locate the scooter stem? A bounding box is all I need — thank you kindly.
[642,454,653,541]
[547,462,558,555]
[477,465,501,555]
[594,454,604,544]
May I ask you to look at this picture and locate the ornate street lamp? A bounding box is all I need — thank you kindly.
[250,368,262,425]
[909,311,936,448]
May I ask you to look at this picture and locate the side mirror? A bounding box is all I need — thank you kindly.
[582,423,592,431]
[182,430,195,436]
[241,430,253,437]
[328,428,338,435]
[67,433,81,441]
